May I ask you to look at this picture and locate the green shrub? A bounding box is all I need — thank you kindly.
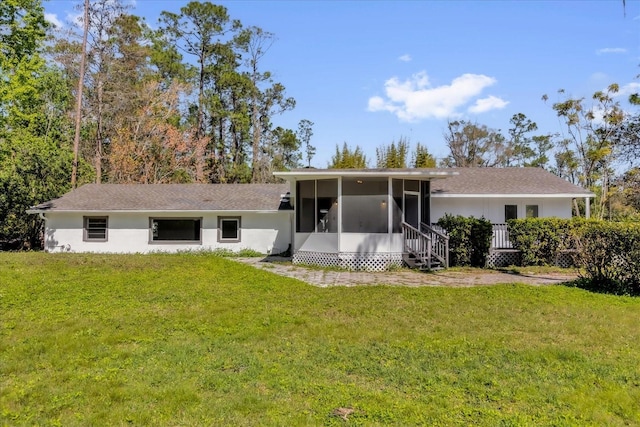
[470,218,493,267]
[437,214,492,267]
[507,218,584,266]
[574,221,640,296]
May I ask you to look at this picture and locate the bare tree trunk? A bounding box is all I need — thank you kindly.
[71,0,89,188]
[95,79,103,183]
[251,100,261,182]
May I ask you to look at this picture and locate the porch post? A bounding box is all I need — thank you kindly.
[337,177,342,253]
[585,197,590,219]
[387,177,393,236]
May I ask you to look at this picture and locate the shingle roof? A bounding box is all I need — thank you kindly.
[275,168,457,179]
[31,183,291,212]
[431,168,593,196]
[30,168,592,213]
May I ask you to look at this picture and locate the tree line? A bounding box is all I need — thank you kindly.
[329,85,640,221]
[1,0,640,248]
[1,0,315,247]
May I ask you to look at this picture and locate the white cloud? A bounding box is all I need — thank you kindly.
[367,71,505,122]
[45,13,63,28]
[597,47,627,55]
[617,82,640,97]
[398,54,412,62]
[67,11,83,27]
[468,96,509,114]
[589,72,609,82]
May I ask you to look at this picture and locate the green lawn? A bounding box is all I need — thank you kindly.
[1,253,639,426]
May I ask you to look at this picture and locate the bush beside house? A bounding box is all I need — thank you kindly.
[573,221,640,296]
[506,218,640,296]
[506,218,584,266]
[436,214,492,268]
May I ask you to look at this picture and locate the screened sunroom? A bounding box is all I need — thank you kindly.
[273,169,457,270]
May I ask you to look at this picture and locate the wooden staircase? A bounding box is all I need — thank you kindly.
[401,222,449,270]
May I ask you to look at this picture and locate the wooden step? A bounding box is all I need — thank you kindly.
[403,253,442,271]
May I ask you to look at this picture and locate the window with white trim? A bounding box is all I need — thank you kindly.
[218,216,241,243]
[84,216,108,241]
[150,218,202,243]
[526,205,539,218]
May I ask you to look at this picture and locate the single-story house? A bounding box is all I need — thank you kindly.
[28,167,594,270]
[28,184,294,256]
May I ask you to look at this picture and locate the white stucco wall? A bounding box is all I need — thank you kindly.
[431,197,572,223]
[43,211,292,254]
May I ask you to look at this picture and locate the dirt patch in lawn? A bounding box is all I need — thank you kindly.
[233,257,578,288]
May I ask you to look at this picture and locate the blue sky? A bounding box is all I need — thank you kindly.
[44,0,640,167]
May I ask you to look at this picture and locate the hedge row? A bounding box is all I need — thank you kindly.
[573,221,640,296]
[506,218,585,266]
[506,218,640,296]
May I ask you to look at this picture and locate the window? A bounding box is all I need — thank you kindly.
[295,179,338,233]
[526,205,539,218]
[218,216,241,242]
[296,180,315,232]
[316,179,338,232]
[392,179,403,233]
[84,216,108,241]
[505,205,518,221]
[150,218,201,243]
[342,177,388,233]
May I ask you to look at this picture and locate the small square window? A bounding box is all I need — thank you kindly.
[505,205,518,222]
[84,217,108,241]
[218,217,241,243]
[526,205,539,218]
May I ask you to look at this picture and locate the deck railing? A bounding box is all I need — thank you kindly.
[491,223,513,249]
[402,222,431,267]
[430,223,514,251]
[421,222,449,267]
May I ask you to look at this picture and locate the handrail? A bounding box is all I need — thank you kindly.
[421,222,448,240]
[402,222,449,269]
[402,221,431,267]
[422,222,449,267]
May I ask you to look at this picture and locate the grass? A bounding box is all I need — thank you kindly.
[1,253,639,426]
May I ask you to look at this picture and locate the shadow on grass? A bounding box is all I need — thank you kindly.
[562,277,640,297]
[493,266,578,284]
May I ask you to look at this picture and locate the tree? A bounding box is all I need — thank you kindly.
[238,26,295,181]
[528,134,553,168]
[0,0,76,247]
[613,112,640,163]
[376,137,408,168]
[71,0,88,188]
[158,2,240,140]
[270,127,302,171]
[106,81,205,184]
[83,0,131,183]
[608,167,640,219]
[412,143,437,168]
[441,120,507,167]
[328,143,368,169]
[550,85,626,218]
[298,119,315,167]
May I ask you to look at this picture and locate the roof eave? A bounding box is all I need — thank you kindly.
[27,209,289,214]
[273,170,459,180]
[431,193,595,198]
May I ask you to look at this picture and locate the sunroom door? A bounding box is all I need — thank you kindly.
[404,192,419,229]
